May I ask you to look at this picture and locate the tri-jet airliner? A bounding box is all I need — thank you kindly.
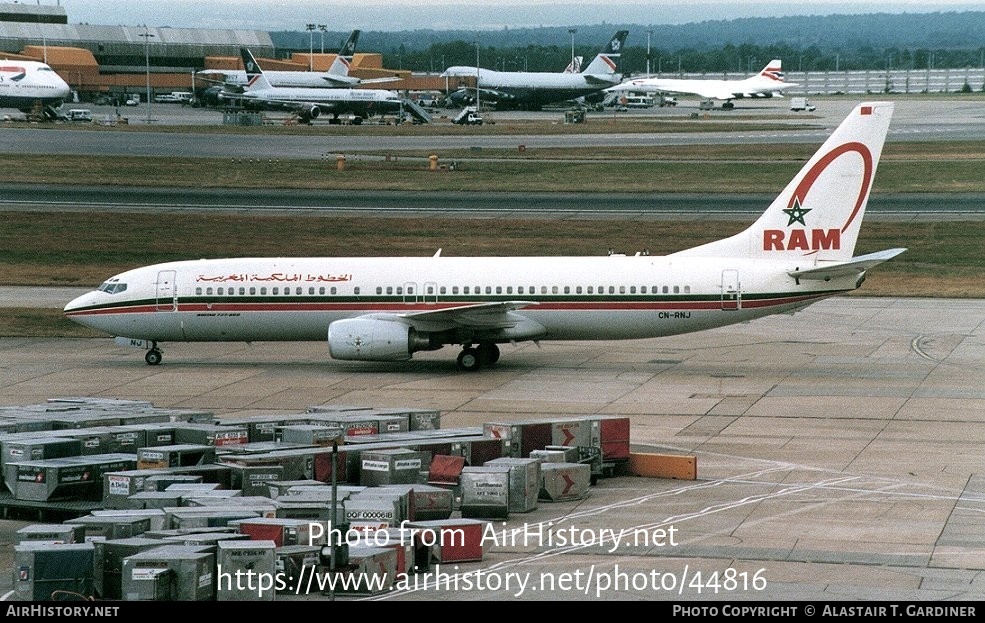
[441,30,628,110]
[64,102,904,371]
[607,59,797,109]
[0,59,71,120]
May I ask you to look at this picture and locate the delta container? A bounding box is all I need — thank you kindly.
[102,468,169,509]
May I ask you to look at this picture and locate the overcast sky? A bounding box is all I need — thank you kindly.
[59,1,985,31]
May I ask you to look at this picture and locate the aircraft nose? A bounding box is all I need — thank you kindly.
[64,291,94,314]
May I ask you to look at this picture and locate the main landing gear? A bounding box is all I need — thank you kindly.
[456,343,500,372]
[145,342,163,366]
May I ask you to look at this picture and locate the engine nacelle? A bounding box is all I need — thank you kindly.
[298,103,321,121]
[327,318,432,361]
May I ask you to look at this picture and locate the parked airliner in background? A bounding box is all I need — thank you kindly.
[222,48,427,124]
[198,30,398,90]
[607,59,797,109]
[442,30,628,110]
[65,102,903,371]
[0,59,71,120]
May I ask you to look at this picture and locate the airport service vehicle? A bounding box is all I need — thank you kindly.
[65,102,904,371]
[453,107,483,125]
[790,97,816,112]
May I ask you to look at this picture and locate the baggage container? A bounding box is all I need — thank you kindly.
[345,496,400,532]
[265,479,327,498]
[540,462,592,502]
[65,514,153,540]
[484,420,551,458]
[336,546,397,594]
[137,444,216,469]
[102,469,169,508]
[125,491,183,510]
[485,457,541,513]
[15,523,86,544]
[234,518,329,547]
[2,437,82,491]
[165,464,233,489]
[166,507,262,530]
[217,540,277,601]
[13,454,137,502]
[173,423,248,447]
[14,541,95,601]
[530,447,577,463]
[94,537,169,599]
[227,464,285,496]
[279,424,345,447]
[274,545,321,593]
[406,519,489,563]
[381,484,454,521]
[359,448,424,486]
[122,548,215,601]
[89,508,168,532]
[459,466,511,519]
[218,415,295,443]
[142,474,203,492]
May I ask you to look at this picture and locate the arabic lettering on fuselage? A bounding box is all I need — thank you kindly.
[196,273,353,283]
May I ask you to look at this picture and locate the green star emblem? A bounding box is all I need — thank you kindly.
[783,197,811,226]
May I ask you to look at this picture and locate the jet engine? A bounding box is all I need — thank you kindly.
[327,318,434,361]
[298,103,321,121]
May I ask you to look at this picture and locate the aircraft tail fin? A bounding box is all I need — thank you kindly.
[240,48,273,90]
[327,30,360,77]
[759,59,785,83]
[582,30,628,75]
[672,102,894,263]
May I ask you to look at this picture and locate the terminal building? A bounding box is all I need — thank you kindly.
[0,2,426,104]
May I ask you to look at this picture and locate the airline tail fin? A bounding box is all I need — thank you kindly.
[240,48,273,90]
[672,102,894,263]
[563,56,583,73]
[327,30,360,77]
[758,59,785,83]
[582,30,628,75]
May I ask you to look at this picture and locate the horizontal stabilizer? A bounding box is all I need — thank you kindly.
[787,248,906,280]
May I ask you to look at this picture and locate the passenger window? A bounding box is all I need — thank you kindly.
[485,286,491,294]
[630,286,636,294]
[641,286,647,294]
[295,287,301,295]
[587,286,593,294]
[506,286,513,294]
[319,287,325,295]
[684,285,691,293]
[239,287,245,295]
[397,287,404,295]
[552,286,558,294]
[576,286,582,294]
[330,287,336,295]
[260,287,266,295]
[273,287,279,295]
[464,286,469,294]
[619,286,626,294]
[608,286,615,294]
[206,287,213,295]
[196,287,202,295]
[563,286,570,294]
[438,286,445,294]
[496,286,502,294]
[354,287,360,295]
[249,287,256,295]
[218,287,224,295]
[662,286,669,294]
[518,286,524,294]
[309,287,315,295]
[673,286,680,294]
[386,286,393,295]
[453,286,460,294]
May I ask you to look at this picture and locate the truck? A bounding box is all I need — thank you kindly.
[453,106,483,125]
[790,97,816,112]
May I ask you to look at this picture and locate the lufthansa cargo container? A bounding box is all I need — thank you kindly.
[485,457,541,513]
[459,466,511,519]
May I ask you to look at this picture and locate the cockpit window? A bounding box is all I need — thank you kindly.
[97,280,128,295]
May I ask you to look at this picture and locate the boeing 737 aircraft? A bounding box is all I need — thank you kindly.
[0,59,71,119]
[607,59,797,109]
[442,30,628,110]
[222,48,423,123]
[65,102,903,371]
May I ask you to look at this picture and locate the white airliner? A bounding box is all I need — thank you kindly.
[607,59,798,109]
[441,30,628,110]
[64,102,904,371]
[0,59,71,119]
[222,48,422,123]
[198,30,399,90]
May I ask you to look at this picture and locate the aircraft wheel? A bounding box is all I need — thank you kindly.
[722,102,735,110]
[477,342,500,366]
[456,347,482,372]
[145,349,163,366]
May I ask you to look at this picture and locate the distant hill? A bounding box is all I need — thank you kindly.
[271,12,985,72]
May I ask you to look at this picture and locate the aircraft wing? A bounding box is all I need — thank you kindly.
[787,248,907,281]
[357,301,544,336]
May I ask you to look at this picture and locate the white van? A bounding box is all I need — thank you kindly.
[67,108,93,122]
